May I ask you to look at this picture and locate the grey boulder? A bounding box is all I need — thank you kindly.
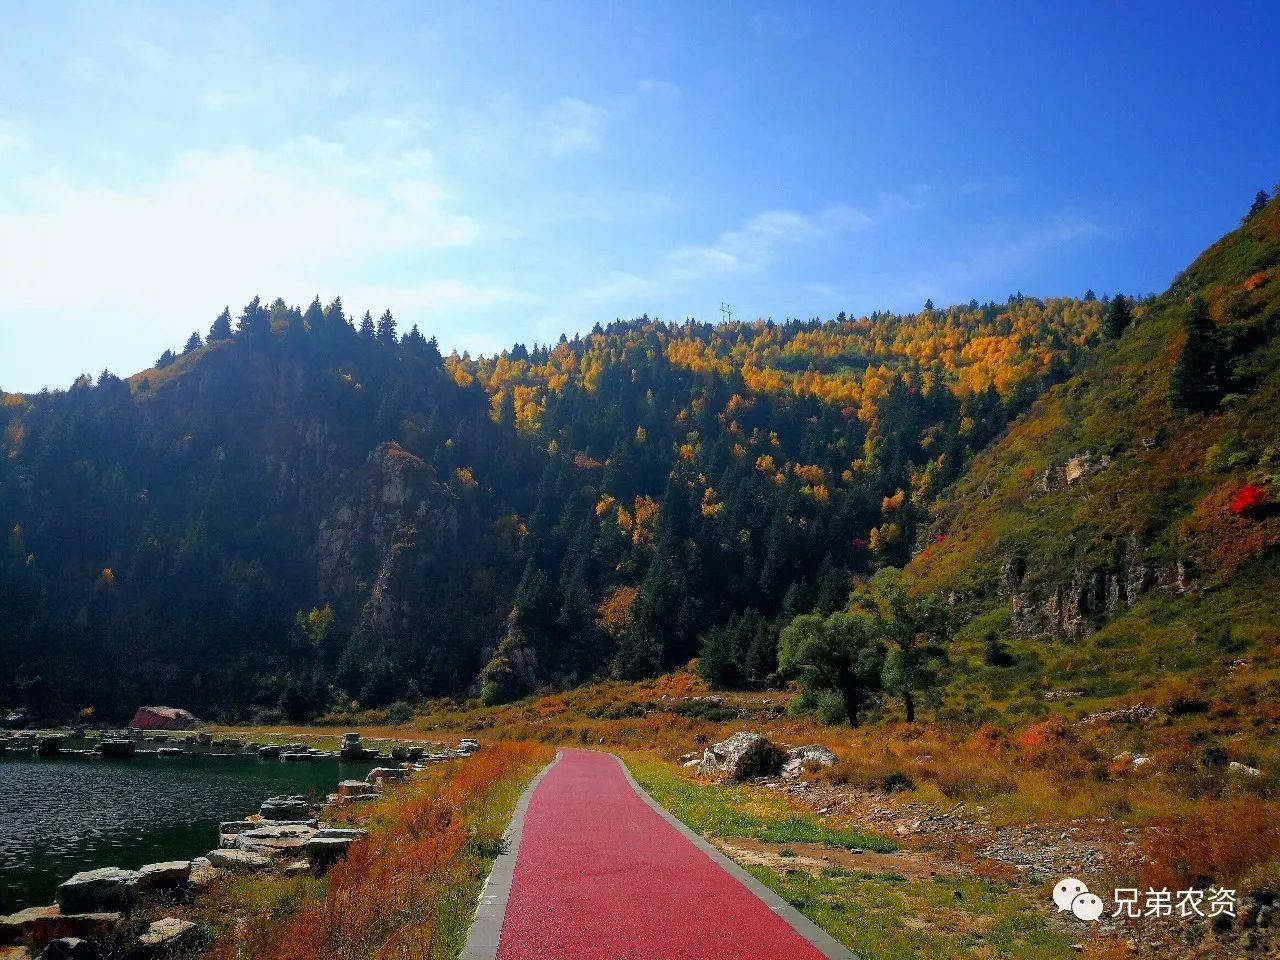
[696,732,783,782]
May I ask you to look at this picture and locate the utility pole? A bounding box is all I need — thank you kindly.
[720,301,732,324]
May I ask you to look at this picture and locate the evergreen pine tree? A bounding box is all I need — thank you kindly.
[154,349,176,369]
[377,309,397,347]
[207,307,233,343]
[424,336,443,368]
[1102,294,1132,340]
[183,332,202,353]
[302,297,325,335]
[359,311,375,341]
[1244,189,1270,224]
[696,623,740,688]
[1170,297,1221,413]
[236,296,269,339]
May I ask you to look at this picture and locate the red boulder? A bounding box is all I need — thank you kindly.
[129,706,200,730]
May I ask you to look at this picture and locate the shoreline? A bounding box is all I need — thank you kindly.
[0,730,480,957]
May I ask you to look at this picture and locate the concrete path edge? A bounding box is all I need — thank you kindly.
[458,752,560,960]
[613,754,858,960]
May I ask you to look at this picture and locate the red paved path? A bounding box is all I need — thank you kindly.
[496,749,833,959]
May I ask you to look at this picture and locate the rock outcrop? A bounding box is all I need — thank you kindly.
[781,745,839,779]
[696,732,783,782]
[1030,451,1112,496]
[1001,539,1192,639]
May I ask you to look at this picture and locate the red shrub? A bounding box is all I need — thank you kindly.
[1229,484,1267,516]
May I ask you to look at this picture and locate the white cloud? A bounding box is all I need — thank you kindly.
[0,139,496,383]
[547,97,609,155]
[568,203,872,311]
[668,204,872,279]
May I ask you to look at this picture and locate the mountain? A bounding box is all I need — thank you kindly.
[907,192,1280,722]
[0,288,1104,721]
[2,194,1275,727]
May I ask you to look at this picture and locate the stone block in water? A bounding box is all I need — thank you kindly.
[234,824,317,854]
[56,867,139,915]
[366,767,408,786]
[260,796,310,820]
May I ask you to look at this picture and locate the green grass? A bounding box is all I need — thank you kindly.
[623,754,898,852]
[624,754,1082,960]
[755,867,1081,960]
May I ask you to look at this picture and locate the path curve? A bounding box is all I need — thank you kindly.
[463,748,853,960]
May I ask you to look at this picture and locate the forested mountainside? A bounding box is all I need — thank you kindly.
[909,192,1280,723]
[0,281,1105,721]
[2,194,1275,726]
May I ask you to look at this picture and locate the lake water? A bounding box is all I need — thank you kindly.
[0,750,375,912]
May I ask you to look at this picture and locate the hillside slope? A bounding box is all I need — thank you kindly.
[0,292,1102,721]
[908,194,1280,722]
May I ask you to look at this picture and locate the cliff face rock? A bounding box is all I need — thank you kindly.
[1001,539,1192,639]
[1031,451,1112,496]
[314,442,457,601]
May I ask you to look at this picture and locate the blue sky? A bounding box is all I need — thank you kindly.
[1,1,1277,391]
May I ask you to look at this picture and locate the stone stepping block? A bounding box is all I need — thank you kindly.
[206,849,272,871]
[56,868,139,915]
[365,767,408,786]
[137,861,191,893]
[259,797,310,819]
[234,825,317,854]
[337,780,378,799]
[139,917,198,951]
[0,907,121,952]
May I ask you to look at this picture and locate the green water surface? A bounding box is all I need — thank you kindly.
[0,749,374,912]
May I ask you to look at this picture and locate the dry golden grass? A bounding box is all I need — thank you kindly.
[204,741,550,960]
[218,669,1280,896]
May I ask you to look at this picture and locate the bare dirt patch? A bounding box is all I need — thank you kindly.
[711,836,945,881]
